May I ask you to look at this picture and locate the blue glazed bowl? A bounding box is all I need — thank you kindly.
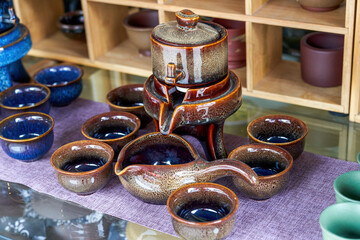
[0,112,54,161]
[0,83,51,117]
[33,64,83,107]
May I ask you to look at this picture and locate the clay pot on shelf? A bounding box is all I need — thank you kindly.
[300,32,344,87]
[298,0,344,12]
[57,10,85,41]
[123,10,159,57]
[213,18,246,69]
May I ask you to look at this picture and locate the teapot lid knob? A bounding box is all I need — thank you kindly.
[176,9,199,29]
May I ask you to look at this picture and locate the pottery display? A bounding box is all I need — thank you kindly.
[213,18,246,69]
[33,64,83,106]
[115,132,258,205]
[320,203,360,239]
[106,84,152,128]
[247,114,308,160]
[51,140,114,195]
[144,9,241,160]
[0,83,51,117]
[228,144,293,200]
[57,10,85,41]
[167,183,238,240]
[123,10,159,57]
[298,0,344,12]
[333,171,360,203]
[81,111,140,157]
[300,32,344,87]
[0,112,54,161]
[0,6,32,91]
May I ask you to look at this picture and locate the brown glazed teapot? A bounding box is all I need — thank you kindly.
[151,9,228,87]
[114,132,258,205]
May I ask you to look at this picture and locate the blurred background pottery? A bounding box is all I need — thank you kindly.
[319,203,360,240]
[0,112,54,161]
[213,18,246,69]
[247,114,308,160]
[282,27,312,60]
[228,144,293,200]
[106,84,152,128]
[298,0,344,12]
[300,32,344,87]
[81,111,140,157]
[51,140,114,195]
[0,83,50,117]
[33,64,83,106]
[123,10,159,57]
[333,171,360,203]
[167,183,238,240]
[115,132,258,205]
[57,10,85,41]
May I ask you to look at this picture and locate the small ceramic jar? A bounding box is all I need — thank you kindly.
[151,9,228,87]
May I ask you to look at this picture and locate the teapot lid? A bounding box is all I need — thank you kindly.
[152,9,221,46]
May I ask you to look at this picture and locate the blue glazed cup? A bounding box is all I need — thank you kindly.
[0,83,51,117]
[0,112,54,161]
[33,64,83,107]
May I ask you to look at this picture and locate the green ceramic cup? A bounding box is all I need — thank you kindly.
[319,203,360,240]
[334,171,360,203]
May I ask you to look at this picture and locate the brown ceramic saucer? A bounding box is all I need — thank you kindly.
[228,144,293,200]
[167,183,238,240]
[51,140,114,195]
[247,114,308,160]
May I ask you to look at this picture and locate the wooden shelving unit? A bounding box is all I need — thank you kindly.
[14,0,356,115]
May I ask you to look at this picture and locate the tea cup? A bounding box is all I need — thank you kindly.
[333,171,360,203]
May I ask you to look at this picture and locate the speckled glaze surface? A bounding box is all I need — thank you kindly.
[57,10,85,41]
[228,144,293,200]
[81,111,140,157]
[151,10,228,87]
[0,83,50,117]
[247,114,308,160]
[115,132,258,205]
[0,112,54,161]
[51,140,114,195]
[167,183,238,240]
[123,10,158,56]
[106,84,152,128]
[0,23,21,46]
[298,0,344,12]
[33,64,83,107]
[144,71,242,159]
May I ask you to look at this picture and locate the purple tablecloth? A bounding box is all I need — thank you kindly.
[0,99,357,239]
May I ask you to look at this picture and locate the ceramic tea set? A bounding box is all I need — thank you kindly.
[0,9,311,240]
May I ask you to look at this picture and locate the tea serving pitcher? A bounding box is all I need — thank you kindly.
[114,132,258,205]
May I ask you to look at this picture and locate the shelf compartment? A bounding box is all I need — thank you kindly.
[251,0,349,34]
[162,0,246,20]
[87,0,159,9]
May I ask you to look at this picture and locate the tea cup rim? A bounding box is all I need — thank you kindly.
[333,170,360,203]
[228,143,293,180]
[51,140,114,176]
[81,111,141,143]
[166,182,238,226]
[0,83,51,110]
[0,112,54,143]
[105,84,145,111]
[247,114,308,146]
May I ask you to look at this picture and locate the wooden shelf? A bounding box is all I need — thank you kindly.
[88,0,159,9]
[252,0,347,34]
[250,60,343,112]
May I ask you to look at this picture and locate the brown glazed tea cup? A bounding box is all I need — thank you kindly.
[228,144,293,200]
[123,10,159,56]
[106,84,152,128]
[300,32,344,87]
[167,183,238,240]
[115,132,259,205]
[51,140,114,195]
[81,111,140,157]
[247,115,308,160]
[298,0,344,12]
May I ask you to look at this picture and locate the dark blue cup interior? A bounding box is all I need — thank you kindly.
[1,85,48,108]
[34,65,82,86]
[1,115,52,140]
